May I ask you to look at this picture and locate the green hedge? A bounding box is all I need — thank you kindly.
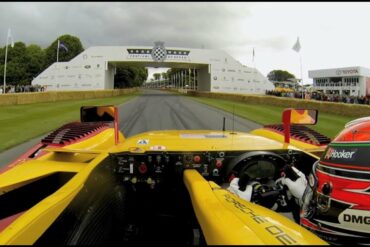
[187,91,370,118]
[0,88,138,106]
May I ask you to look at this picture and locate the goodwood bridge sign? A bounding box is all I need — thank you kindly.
[127,41,190,62]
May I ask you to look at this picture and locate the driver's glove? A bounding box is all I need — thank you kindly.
[276,166,307,206]
[227,177,253,201]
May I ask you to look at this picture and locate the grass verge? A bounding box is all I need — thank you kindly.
[0,94,137,151]
[190,96,354,139]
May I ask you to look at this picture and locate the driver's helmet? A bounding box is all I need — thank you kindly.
[300,117,370,245]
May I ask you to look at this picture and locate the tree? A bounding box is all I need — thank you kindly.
[161,72,167,80]
[0,42,28,85]
[153,73,161,81]
[267,70,295,82]
[0,34,150,88]
[26,44,46,82]
[0,42,48,86]
[114,67,134,88]
[131,66,148,86]
[44,34,84,69]
[114,66,148,88]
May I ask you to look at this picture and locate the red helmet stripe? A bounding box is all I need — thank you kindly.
[320,160,370,171]
[316,170,370,210]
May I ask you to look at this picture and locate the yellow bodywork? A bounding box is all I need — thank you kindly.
[0,129,122,245]
[0,128,327,245]
[184,169,327,245]
[109,130,298,153]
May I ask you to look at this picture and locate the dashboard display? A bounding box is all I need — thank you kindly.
[111,149,301,186]
[244,159,276,179]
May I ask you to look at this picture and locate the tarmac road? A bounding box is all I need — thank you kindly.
[0,89,261,167]
[118,89,261,136]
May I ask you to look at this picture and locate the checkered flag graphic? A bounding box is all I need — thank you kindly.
[151,41,167,62]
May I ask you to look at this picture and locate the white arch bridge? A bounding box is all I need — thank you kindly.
[32,42,274,94]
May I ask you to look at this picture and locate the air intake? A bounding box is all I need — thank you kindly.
[41,122,109,146]
[264,124,331,146]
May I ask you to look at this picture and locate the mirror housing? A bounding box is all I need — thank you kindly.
[80,106,116,123]
[284,109,318,125]
[282,109,318,143]
[80,105,120,145]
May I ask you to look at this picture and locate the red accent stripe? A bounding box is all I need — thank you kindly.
[0,143,45,175]
[316,170,370,209]
[0,212,24,233]
[114,107,119,145]
[282,109,292,144]
[300,218,320,230]
[300,218,334,233]
[41,122,109,146]
[0,125,110,175]
[45,126,109,147]
[263,127,327,147]
[320,160,370,171]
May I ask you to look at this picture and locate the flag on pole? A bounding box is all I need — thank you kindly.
[59,41,69,52]
[292,37,301,52]
[7,28,14,48]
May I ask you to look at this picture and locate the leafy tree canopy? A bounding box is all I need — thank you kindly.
[0,34,147,88]
[0,42,46,85]
[267,70,296,82]
[153,73,161,80]
[114,65,148,88]
[44,34,84,69]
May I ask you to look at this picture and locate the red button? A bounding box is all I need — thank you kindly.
[193,155,201,163]
[138,163,148,174]
[216,160,223,168]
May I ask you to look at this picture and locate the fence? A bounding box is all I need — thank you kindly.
[0,88,138,106]
[185,91,370,118]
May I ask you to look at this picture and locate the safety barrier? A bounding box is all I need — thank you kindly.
[186,91,370,118]
[0,88,138,106]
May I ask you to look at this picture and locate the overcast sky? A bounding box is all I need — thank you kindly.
[1,2,370,83]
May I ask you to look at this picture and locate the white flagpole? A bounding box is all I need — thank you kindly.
[253,48,256,72]
[188,67,191,89]
[3,40,8,94]
[300,52,303,99]
[3,29,10,94]
[57,39,60,62]
[292,36,304,99]
[253,48,256,87]
[252,48,255,62]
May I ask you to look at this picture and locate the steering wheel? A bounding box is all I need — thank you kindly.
[226,151,289,209]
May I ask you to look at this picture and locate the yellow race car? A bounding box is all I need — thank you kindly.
[0,106,330,245]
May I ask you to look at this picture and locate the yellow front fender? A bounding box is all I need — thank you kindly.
[183,169,328,245]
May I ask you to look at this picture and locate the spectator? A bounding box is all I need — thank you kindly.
[266,90,370,105]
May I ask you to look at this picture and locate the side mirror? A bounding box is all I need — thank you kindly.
[80,105,120,145]
[282,109,318,143]
[285,109,318,125]
[80,106,116,123]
